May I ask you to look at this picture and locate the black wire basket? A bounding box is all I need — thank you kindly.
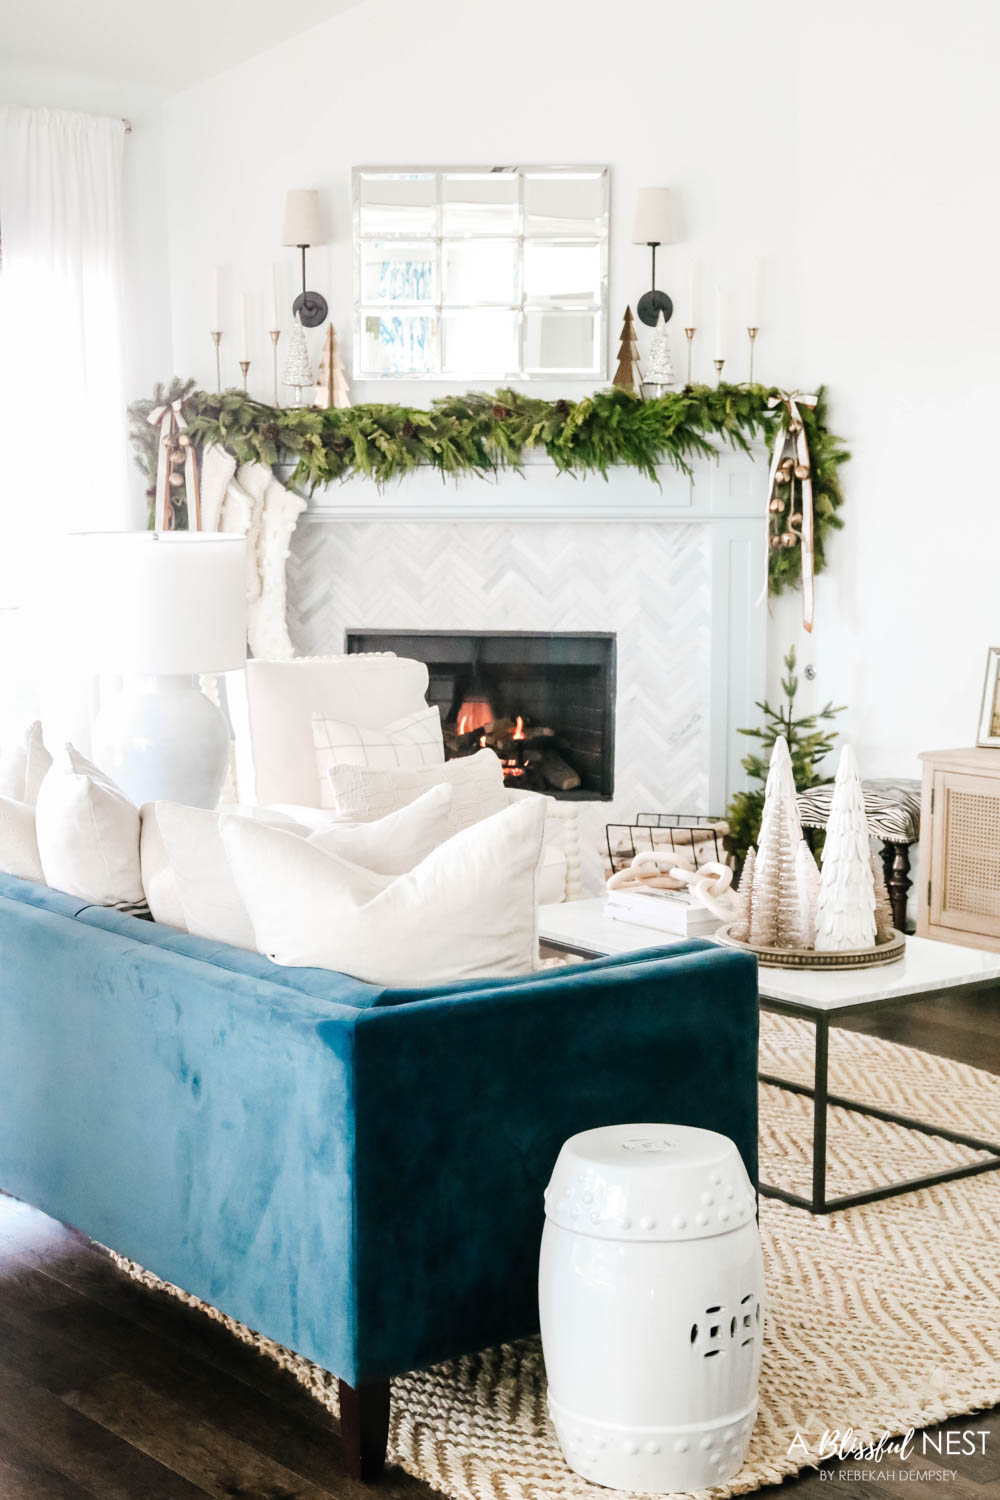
[605,812,729,876]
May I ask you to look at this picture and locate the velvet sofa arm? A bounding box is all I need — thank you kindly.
[346,945,758,1383]
[0,892,364,1384]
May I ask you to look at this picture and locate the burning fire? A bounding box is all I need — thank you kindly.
[457,700,493,736]
[513,715,525,740]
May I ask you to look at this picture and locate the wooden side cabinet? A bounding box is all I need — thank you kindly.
[918,747,1000,951]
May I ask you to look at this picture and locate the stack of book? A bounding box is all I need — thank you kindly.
[605,885,723,937]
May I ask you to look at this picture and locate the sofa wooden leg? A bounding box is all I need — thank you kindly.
[339,1378,390,1482]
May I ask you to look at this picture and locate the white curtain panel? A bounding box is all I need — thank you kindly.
[0,108,129,752]
[0,107,129,608]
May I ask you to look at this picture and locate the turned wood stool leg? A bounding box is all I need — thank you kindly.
[339,1378,390,1482]
[882,840,912,933]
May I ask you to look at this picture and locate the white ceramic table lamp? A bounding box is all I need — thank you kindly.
[77,533,247,808]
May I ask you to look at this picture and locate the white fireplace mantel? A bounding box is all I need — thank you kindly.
[287,442,769,525]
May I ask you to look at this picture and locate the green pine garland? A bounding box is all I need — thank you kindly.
[128,380,848,594]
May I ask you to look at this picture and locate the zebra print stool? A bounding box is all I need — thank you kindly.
[797,777,921,932]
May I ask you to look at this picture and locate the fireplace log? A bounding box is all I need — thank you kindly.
[527,748,581,791]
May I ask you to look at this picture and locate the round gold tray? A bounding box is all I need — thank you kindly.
[715,925,906,970]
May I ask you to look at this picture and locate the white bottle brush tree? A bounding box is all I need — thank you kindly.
[645,309,675,388]
[282,313,314,405]
[814,744,876,951]
[749,736,807,949]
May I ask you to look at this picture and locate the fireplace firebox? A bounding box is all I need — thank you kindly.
[346,630,616,799]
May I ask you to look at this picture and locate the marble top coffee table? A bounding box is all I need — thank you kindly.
[539,898,1000,1214]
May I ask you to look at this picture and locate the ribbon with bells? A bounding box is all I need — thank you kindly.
[760,391,818,632]
[147,399,202,531]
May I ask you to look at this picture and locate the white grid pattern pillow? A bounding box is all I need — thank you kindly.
[312,707,443,809]
[326,748,508,836]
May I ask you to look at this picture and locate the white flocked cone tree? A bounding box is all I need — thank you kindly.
[814,744,876,951]
[750,736,805,948]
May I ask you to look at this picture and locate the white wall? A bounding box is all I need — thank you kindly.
[0,61,173,518]
[160,0,1000,778]
[772,1,1000,782]
[163,0,800,402]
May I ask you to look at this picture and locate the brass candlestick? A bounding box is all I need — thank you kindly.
[684,327,695,385]
[747,326,759,384]
[269,330,281,407]
[713,357,725,384]
[210,331,222,391]
[239,359,250,393]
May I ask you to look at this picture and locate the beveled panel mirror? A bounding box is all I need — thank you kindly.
[353,166,609,380]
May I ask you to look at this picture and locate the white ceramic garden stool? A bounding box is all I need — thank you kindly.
[539,1123,764,1494]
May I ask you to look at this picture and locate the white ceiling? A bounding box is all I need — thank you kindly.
[0,0,360,91]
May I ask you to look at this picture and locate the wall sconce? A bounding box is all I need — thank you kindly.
[282,188,328,328]
[632,187,675,328]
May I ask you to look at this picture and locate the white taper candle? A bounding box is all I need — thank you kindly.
[749,258,763,326]
[271,264,281,330]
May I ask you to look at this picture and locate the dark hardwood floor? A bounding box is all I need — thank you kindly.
[1,984,998,1498]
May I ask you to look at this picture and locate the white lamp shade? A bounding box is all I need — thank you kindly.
[71,533,247,677]
[282,188,323,247]
[632,187,674,246]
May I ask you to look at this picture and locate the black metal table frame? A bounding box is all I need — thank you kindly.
[759,985,1000,1214]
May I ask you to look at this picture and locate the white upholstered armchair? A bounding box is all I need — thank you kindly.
[226,655,580,903]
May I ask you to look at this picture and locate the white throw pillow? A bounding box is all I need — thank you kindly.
[139,803,189,931]
[221,796,545,986]
[157,785,454,951]
[313,706,443,808]
[327,748,507,835]
[0,721,52,806]
[0,796,45,883]
[35,746,145,909]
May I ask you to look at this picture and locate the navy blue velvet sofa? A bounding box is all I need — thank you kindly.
[0,872,758,1479]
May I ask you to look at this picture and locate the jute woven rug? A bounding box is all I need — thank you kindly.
[111,1014,1000,1498]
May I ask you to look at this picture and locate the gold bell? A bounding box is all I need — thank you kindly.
[769,495,785,513]
[168,471,185,488]
[793,463,810,480]
[779,531,798,548]
[769,535,782,550]
[177,432,192,448]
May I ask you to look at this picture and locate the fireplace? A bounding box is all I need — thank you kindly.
[346,630,616,799]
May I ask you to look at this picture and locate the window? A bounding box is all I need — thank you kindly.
[353,166,609,381]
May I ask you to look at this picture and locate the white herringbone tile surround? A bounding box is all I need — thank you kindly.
[287,519,712,891]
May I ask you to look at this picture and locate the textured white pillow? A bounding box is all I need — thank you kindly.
[158,785,454,951]
[313,706,443,808]
[35,746,144,909]
[0,796,45,883]
[0,722,52,806]
[327,748,507,835]
[221,796,545,985]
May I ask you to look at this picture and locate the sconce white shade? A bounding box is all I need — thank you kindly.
[632,187,675,246]
[70,533,247,677]
[282,188,323,247]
